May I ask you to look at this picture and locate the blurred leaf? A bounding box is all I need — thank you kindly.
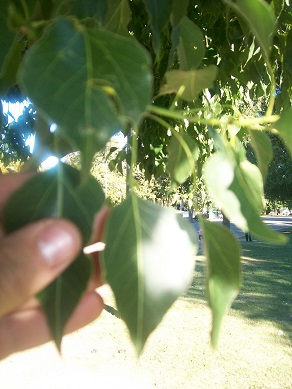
[224,0,275,61]
[105,0,131,35]
[204,150,286,243]
[167,132,198,184]
[249,129,273,181]
[102,194,197,354]
[19,17,152,176]
[0,39,22,96]
[3,163,105,349]
[171,0,189,27]
[159,66,218,101]
[177,16,205,71]
[69,0,107,21]
[143,0,173,51]
[273,109,292,157]
[0,1,16,73]
[202,220,241,348]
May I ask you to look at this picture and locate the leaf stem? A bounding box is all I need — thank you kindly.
[131,193,144,355]
[20,0,30,20]
[127,125,139,191]
[56,163,64,217]
[147,113,196,170]
[265,61,276,117]
[147,105,280,129]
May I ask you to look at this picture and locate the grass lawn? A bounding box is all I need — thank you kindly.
[0,232,291,388]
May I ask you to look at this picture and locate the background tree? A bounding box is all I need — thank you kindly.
[0,99,34,171]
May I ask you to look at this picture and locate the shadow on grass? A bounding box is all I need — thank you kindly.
[184,231,292,340]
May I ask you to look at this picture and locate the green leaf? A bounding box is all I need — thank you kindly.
[171,0,189,27]
[143,0,173,51]
[273,109,292,157]
[68,0,108,21]
[3,163,105,349]
[204,149,286,243]
[159,66,218,102]
[177,16,205,71]
[249,129,273,181]
[102,194,197,354]
[224,0,276,61]
[19,17,152,175]
[104,0,131,36]
[0,39,22,96]
[0,1,16,74]
[202,220,241,348]
[167,132,198,184]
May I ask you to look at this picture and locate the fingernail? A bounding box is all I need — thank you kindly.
[37,221,81,267]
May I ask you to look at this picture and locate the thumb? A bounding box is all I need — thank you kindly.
[0,219,81,317]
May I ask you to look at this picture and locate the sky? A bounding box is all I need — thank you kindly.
[2,100,126,168]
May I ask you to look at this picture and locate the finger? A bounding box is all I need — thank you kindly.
[0,291,104,360]
[87,206,111,290]
[0,219,82,317]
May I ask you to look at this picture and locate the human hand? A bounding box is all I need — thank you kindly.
[0,172,106,360]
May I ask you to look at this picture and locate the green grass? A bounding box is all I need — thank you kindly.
[0,231,291,388]
[187,230,292,341]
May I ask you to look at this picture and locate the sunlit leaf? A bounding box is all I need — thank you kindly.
[102,194,197,354]
[167,132,198,184]
[105,0,131,35]
[159,66,218,101]
[224,0,275,61]
[177,16,205,71]
[204,150,286,243]
[249,129,273,181]
[202,220,241,348]
[273,109,292,157]
[19,17,152,176]
[3,163,105,349]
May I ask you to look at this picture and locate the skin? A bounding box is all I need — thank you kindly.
[0,172,109,360]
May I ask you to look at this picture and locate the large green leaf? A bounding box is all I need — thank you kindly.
[273,109,292,157]
[104,0,131,36]
[177,16,205,71]
[143,0,173,51]
[204,149,286,243]
[202,220,241,348]
[167,132,198,185]
[18,17,152,175]
[224,0,275,61]
[102,194,197,354]
[3,163,105,349]
[0,1,16,74]
[249,129,273,181]
[159,66,218,101]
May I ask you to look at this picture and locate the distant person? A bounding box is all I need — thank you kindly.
[245,232,252,242]
[198,228,203,241]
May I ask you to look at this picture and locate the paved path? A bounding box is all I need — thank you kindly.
[192,216,292,252]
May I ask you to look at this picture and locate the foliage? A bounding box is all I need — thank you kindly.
[247,133,292,203]
[0,100,34,169]
[0,0,291,355]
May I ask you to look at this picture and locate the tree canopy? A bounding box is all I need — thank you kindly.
[0,0,291,354]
